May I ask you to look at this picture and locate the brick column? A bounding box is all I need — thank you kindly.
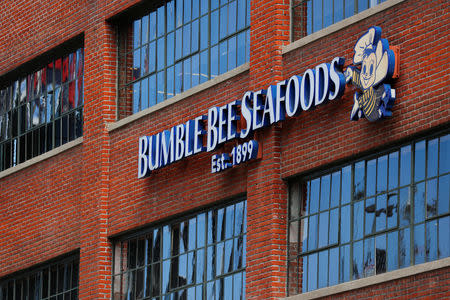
[246,0,290,298]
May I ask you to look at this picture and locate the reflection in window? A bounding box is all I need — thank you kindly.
[287,131,450,295]
[0,48,84,172]
[0,253,79,300]
[112,199,247,299]
[291,0,387,41]
[118,0,251,117]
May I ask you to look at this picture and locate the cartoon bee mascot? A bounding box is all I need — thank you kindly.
[345,26,396,121]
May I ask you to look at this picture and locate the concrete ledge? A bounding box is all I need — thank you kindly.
[283,257,450,300]
[283,0,406,55]
[107,62,250,132]
[0,137,83,179]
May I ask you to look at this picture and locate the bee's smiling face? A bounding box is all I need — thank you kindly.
[361,52,376,89]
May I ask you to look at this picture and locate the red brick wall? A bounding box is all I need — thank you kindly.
[0,0,449,300]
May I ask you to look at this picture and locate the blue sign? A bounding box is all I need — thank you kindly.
[138,27,398,178]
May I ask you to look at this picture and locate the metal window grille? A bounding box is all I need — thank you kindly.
[0,48,84,172]
[290,0,387,41]
[287,130,450,295]
[118,0,251,118]
[0,253,79,300]
[112,198,247,299]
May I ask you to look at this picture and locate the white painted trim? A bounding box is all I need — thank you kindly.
[107,63,250,132]
[0,137,83,179]
[283,257,450,300]
[283,0,406,55]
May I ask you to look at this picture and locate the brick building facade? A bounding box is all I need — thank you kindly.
[0,0,449,299]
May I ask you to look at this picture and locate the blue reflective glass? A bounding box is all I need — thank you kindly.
[167,1,175,32]
[149,41,156,73]
[306,0,312,35]
[318,211,329,248]
[308,214,317,251]
[329,208,339,245]
[133,82,140,113]
[301,217,308,252]
[400,145,411,186]
[183,24,191,57]
[150,11,157,40]
[330,171,340,208]
[183,58,191,91]
[157,38,165,71]
[237,0,245,30]
[133,49,141,81]
[334,0,344,23]
[440,134,450,174]
[207,281,214,299]
[307,253,317,291]
[310,178,320,214]
[175,62,183,94]
[184,0,192,23]
[320,174,330,210]
[426,179,437,218]
[207,245,214,280]
[427,138,438,178]
[201,0,208,15]
[387,193,397,229]
[149,74,156,107]
[414,182,425,223]
[175,28,183,60]
[246,0,250,27]
[157,71,164,102]
[364,237,375,277]
[389,151,399,190]
[367,159,376,197]
[219,6,227,39]
[197,213,205,247]
[358,0,368,13]
[353,201,364,240]
[200,15,209,50]
[341,205,350,243]
[217,207,224,242]
[426,220,438,262]
[233,272,242,300]
[339,244,350,283]
[246,29,250,62]
[219,40,228,74]
[387,231,398,271]
[200,50,208,83]
[438,216,450,259]
[354,161,365,201]
[438,174,449,215]
[223,275,232,299]
[157,6,165,37]
[375,234,386,274]
[167,66,174,98]
[344,1,355,18]
[377,155,388,193]
[228,1,237,35]
[352,240,363,279]
[312,0,322,32]
[163,259,170,292]
[142,15,149,44]
[324,0,333,27]
[365,197,375,235]
[234,202,244,235]
[342,166,351,204]
[376,194,387,232]
[133,19,141,49]
[329,247,339,286]
[192,54,199,87]
[176,0,183,27]
[224,239,233,273]
[399,227,410,268]
[141,45,149,76]
[215,242,224,276]
[233,237,243,269]
[302,255,308,292]
[211,10,219,45]
[236,31,245,67]
[228,36,236,71]
[211,45,219,77]
[196,248,204,283]
[167,32,174,66]
[399,187,411,226]
[225,205,234,239]
[242,235,246,266]
[414,224,425,264]
[141,77,149,110]
[415,140,426,182]
[192,20,199,53]
[179,253,187,281]
[318,250,328,288]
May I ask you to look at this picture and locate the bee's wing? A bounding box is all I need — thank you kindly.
[374,50,389,86]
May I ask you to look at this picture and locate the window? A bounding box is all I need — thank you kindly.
[112,199,247,299]
[287,131,450,295]
[291,0,387,41]
[117,0,251,117]
[0,48,84,172]
[0,253,79,300]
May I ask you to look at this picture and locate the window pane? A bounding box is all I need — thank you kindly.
[352,240,363,279]
[414,224,425,264]
[353,201,364,240]
[377,155,388,193]
[438,216,450,259]
[318,250,328,288]
[364,237,375,277]
[376,194,387,232]
[375,234,386,274]
[387,231,398,271]
[439,134,450,174]
[307,253,317,291]
[438,174,450,215]
[426,220,437,262]
[308,214,317,251]
[414,182,425,223]
[387,193,397,229]
[320,174,330,210]
[389,151,399,190]
[399,227,410,268]
[427,138,438,178]
[365,197,376,235]
[354,161,365,201]
[330,171,340,208]
[341,166,351,204]
[219,40,227,74]
[426,179,437,218]
[415,140,426,182]
[341,205,350,243]
[400,146,411,186]
[318,211,329,248]
[329,208,338,245]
